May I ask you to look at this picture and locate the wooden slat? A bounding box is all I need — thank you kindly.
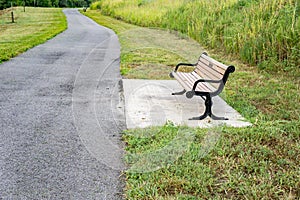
[173,73,192,91]
[177,72,194,86]
[174,72,215,93]
[191,72,217,91]
[199,57,226,75]
[201,54,228,73]
[195,62,223,80]
[201,54,228,70]
[176,72,196,90]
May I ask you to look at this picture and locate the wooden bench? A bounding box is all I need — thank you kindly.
[169,52,235,120]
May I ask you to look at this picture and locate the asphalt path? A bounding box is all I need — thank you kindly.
[0,9,125,199]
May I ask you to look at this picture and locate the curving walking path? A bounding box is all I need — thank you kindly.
[0,9,125,199]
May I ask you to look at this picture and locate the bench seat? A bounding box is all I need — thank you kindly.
[170,52,235,120]
[172,71,216,93]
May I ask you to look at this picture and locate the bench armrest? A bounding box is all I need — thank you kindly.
[192,79,222,91]
[174,63,197,72]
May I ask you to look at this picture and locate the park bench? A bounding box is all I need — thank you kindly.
[169,52,235,120]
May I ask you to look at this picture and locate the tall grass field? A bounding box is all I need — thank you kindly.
[92,0,299,74]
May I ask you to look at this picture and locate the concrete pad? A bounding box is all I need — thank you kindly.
[123,79,252,129]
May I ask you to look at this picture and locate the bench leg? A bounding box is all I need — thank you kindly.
[189,95,228,120]
[172,89,186,95]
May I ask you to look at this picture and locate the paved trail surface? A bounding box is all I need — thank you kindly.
[0,9,125,199]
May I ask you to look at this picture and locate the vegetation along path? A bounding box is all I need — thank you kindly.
[84,0,299,198]
[0,9,125,199]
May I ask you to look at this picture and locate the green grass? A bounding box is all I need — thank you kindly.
[82,9,300,199]
[0,7,67,63]
[92,0,300,75]
[124,123,300,199]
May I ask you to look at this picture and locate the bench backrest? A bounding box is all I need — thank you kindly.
[194,52,235,91]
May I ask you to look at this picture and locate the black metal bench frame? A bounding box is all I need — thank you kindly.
[170,52,235,120]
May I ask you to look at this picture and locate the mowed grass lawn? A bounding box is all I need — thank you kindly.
[83,10,300,199]
[0,7,67,63]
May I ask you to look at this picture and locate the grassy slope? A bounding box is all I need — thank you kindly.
[98,0,299,74]
[83,5,300,200]
[0,7,67,63]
